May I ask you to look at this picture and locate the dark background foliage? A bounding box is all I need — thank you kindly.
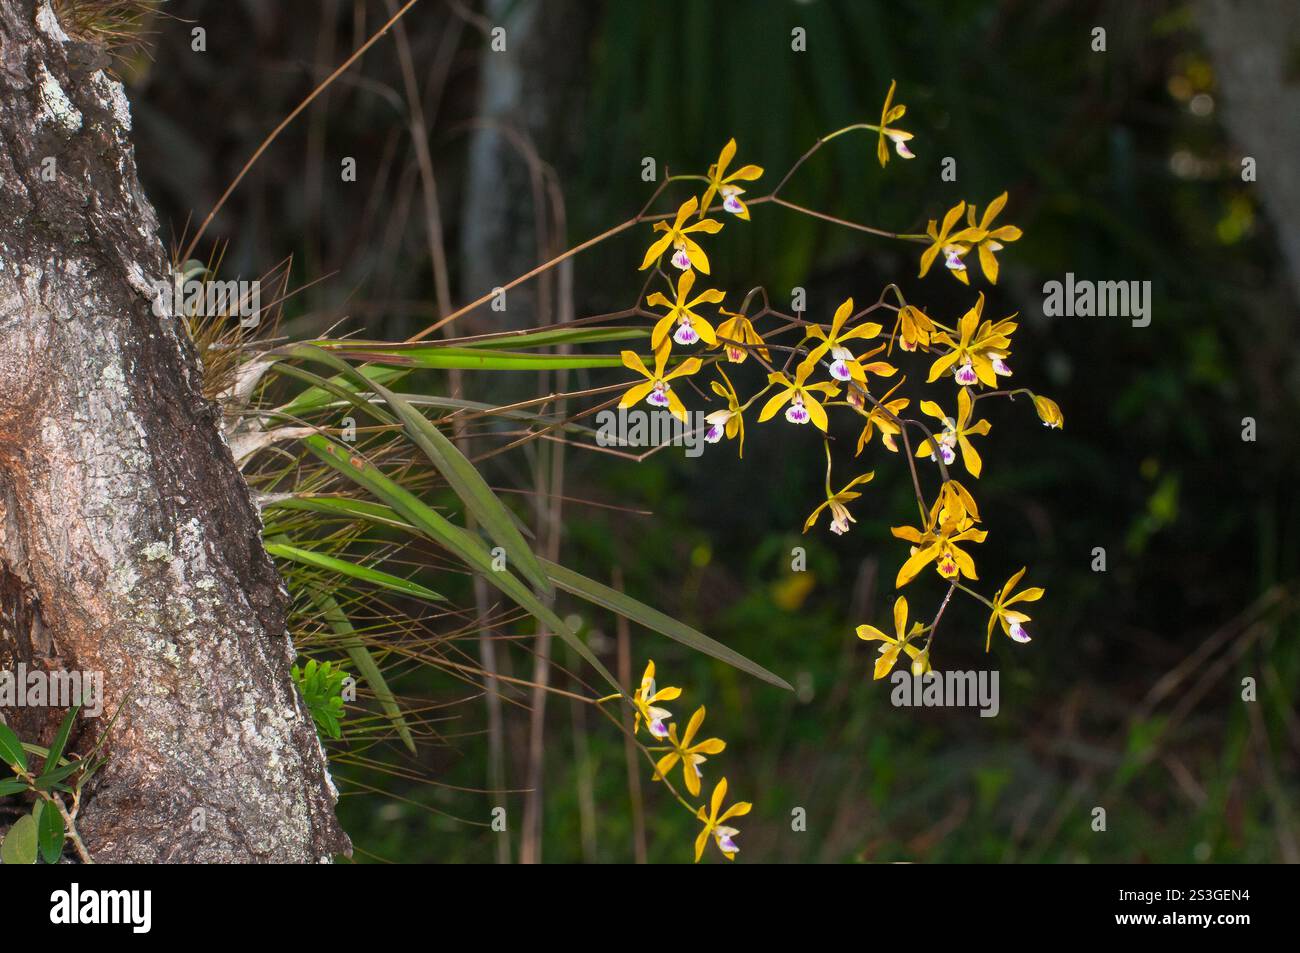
[123,0,1297,862]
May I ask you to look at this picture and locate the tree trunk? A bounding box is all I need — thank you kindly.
[1198,0,1300,305]
[458,0,596,333]
[0,0,348,862]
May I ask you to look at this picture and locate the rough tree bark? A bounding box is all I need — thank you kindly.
[0,0,349,861]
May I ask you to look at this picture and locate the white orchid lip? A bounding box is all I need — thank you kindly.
[890,134,915,158]
[989,352,1012,376]
[714,827,739,854]
[704,409,733,444]
[829,500,855,535]
[647,382,670,407]
[929,438,956,465]
[954,360,978,386]
[829,345,854,381]
[673,318,700,345]
[929,422,957,464]
[944,247,967,271]
[671,244,691,270]
[1009,622,1031,643]
[721,186,745,214]
[785,397,811,424]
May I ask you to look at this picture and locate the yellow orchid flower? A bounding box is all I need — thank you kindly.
[705,368,746,456]
[876,80,916,166]
[1032,393,1064,428]
[986,567,1045,650]
[961,192,1023,284]
[619,343,702,424]
[839,342,899,390]
[714,307,769,364]
[893,304,936,352]
[918,200,980,284]
[631,660,682,739]
[926,294,1015,387]
[694,777,751,862]
[699,138,764,220]
[915,386,991,477]
[980,314,1019,380]
[854,380,909,455]
[805,297,884,382]
[937,478,981,525]
[857,595,929,679]
[646,269,725,349]
[891,505,987,587]
[654,706,726,797]
[804,471,875,536]
[757,357,840,431]
[639,197,724,274]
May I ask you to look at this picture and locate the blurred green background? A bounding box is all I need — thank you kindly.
[126,0,1297,862]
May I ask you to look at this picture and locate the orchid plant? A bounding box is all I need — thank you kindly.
[390,80,1062,862]
[599,81,1061,859]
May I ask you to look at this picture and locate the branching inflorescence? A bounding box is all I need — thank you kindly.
[600,82,1063,860]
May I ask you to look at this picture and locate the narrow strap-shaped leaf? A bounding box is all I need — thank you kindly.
[279,364,409,416]
[281,344,553,594]
[302,434,618,691]
[447,326,648,350]
[264,495,423,532]
[266,542,445,603]
[41,704,80,775]
[270,362,397,426]
[306,586,416,755]
[32,762,82,789]
[366,380,552,596]
[540,558,793,691]
[372,394,596,437]
[0,778,28,796]
[70,689,131,790]
[314,344,640,371]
